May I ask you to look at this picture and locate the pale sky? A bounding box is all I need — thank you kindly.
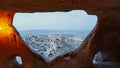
[13,10,97,31]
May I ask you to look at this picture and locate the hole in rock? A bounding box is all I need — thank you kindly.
[13,10,97,62]
[93,52,104,64]
[16,56,22,65]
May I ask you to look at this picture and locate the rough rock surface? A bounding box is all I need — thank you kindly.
[0,0,120,68]
[0,0,120,13]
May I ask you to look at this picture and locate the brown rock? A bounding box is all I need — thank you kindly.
[0,0,120,68]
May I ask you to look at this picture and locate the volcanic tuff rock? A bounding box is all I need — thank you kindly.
[0,0,120,68]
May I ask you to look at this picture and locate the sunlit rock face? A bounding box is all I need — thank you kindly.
[0,11,46,68]
[0,0,120,68]
[0,11,18,68]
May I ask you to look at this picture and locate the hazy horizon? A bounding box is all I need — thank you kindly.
[16,28,95,31]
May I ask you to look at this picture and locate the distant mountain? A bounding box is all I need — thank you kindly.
[18,29,90,37]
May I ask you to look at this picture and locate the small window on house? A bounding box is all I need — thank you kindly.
[13,10,97,62]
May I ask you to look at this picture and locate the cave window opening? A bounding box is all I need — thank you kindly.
[16,56,23,65]
[13,10,97,62]
[93,51,104,64]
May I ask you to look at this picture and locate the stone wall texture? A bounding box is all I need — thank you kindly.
[0,0,120,68]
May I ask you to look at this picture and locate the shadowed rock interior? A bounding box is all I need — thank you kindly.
[0,0,120,68]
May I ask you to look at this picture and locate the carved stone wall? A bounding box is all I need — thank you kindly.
[0,0,120,68]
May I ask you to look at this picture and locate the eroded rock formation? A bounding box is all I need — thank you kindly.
[0,11,46,68]
[0,0,120,68]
